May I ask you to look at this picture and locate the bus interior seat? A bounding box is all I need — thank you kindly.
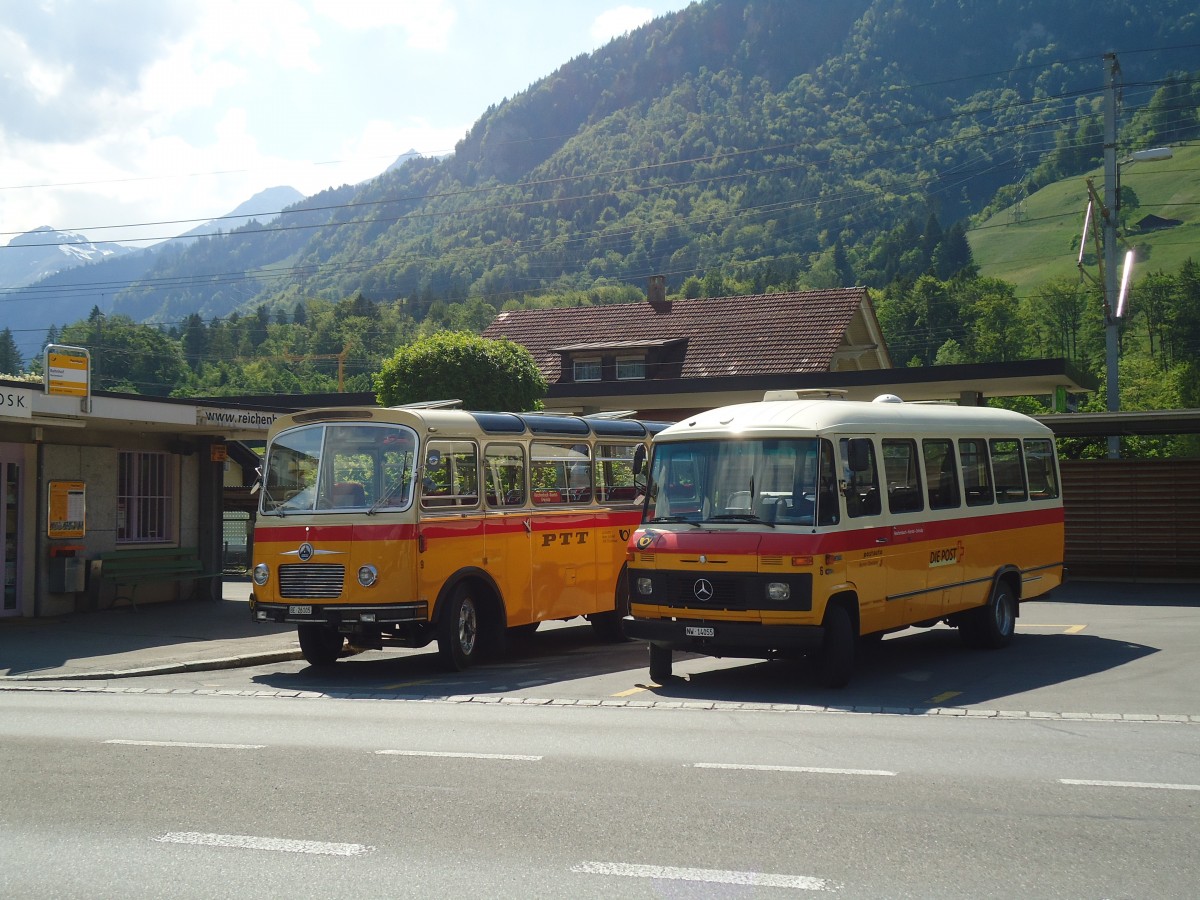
[331,481,366,506]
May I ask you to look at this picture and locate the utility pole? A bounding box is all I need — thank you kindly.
[1102,51,1121,459]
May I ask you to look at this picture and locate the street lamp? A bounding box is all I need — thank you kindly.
[1093,53,1174,458]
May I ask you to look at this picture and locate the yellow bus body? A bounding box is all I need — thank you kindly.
[624,394,1065,686]
[250,406,661,668]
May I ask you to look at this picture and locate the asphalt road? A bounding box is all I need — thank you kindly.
[2,689,1197,899]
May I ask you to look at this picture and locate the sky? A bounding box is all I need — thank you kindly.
[0,0,687,247]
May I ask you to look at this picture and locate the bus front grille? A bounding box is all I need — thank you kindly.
[279,564,345,599]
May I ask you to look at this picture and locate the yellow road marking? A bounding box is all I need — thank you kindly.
[929,691,961,704]
[381,679,437,690]
[612,686,650,697]
[1018,624,1087,632]
[1064,624,1087,634]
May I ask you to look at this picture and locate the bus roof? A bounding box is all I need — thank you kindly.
[654,395,1052,441]
[270,406,670,441]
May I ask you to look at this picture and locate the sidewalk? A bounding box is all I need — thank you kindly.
[0,580,302,681]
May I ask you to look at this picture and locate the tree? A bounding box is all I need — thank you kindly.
[0,328,23,375]
[375,331,547,410]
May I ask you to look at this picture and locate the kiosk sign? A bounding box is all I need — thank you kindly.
[44,345,90,398]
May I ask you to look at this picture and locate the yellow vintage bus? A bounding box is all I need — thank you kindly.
[250,405,665,668]
[623,391,1065,687]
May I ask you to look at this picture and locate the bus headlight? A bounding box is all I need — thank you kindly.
[358,565,378,587]
[252,564,269,586]
[766,581,790,601]
[636,577,654,596]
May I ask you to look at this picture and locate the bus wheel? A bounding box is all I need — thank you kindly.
[298,624,343,667]
[975,580,1017,649]
[816,604,855,688]
[438,585,480,671]
[648,644,673,682]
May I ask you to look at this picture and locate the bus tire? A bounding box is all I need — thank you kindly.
[975,579,1017,650]
[648,643,673,682]
[816,603,855,688]
[437,584,481,671]
[298,624,343,667]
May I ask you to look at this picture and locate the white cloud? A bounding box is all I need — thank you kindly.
[312,0,456,50]
[590,5,656,44]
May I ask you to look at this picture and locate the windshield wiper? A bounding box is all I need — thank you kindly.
[707,513,775,528]
[367,478,408,515]
[646,515,703,527]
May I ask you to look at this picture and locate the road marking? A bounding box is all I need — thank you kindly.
[612,686,649,697]
[155,832,373,856]
[694,762,896,776]
[380,679,437,690]
[374,750,542,761]
[1059,779,1200,791]
[1019,624,1087,633]
[572,861,834,891]
[929,691,961,704]
[105,740,264,750]
[1065,624,1087,634]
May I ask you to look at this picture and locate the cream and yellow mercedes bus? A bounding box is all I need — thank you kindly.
[623,391,1065,687]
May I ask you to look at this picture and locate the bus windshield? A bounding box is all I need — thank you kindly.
[646,437,837,526]
[261,423,418,515]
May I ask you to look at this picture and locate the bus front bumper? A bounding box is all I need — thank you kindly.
[251,601,429,626]
[623,616,825,654]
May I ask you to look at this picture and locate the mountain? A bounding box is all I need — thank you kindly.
[9,0,1200,350]
[0,227,132,291]
[171,185,305,242]
[2,186,308,356]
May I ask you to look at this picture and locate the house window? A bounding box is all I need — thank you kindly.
[573,358,601,382]
[616,356,646,380]
[117,451,176,543]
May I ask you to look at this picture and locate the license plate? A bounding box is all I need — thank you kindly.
[288,605,313,615]
[685,626,715,638]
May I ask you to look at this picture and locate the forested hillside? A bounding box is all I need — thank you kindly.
[8,0,1193,328]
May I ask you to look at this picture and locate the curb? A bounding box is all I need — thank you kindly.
[0,649,305,682]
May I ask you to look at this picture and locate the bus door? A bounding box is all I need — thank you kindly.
[921,438,964,613]
[418,440,485,605]
[838,436,897,633]
[880,438,943,626]
[529,441,597,620]
[482,442,533,624]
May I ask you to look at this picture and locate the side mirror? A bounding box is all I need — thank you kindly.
[632,444,646,476]
[846,439,871,473]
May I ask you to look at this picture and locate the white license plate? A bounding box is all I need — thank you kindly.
[685,626,715,638]
[288,605,313,615]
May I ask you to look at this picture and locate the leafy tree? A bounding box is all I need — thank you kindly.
[375,331,546,410]
[57,314,188,396]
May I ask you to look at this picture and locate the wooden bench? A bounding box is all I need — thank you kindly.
[97,547,218,609]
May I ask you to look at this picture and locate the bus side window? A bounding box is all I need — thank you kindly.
[882,439,924,514]
[1024,438,1059,500]
[484,443,526,508]
[990,438,1027,503]
[922,438,960,510]
[959,438,993,506]
[839,437,881,518]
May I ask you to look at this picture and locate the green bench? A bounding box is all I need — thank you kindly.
[97,547,218,609]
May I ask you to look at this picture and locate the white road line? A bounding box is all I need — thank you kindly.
[155,832,372,856]
[572,861,834,891]
[375,749,542,761]
[695,762,896,776]
[105,740,264,750]
[1059,779,1200,791]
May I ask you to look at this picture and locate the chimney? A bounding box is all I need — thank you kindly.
[647,274,669,310]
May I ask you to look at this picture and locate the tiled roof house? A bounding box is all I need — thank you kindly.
[482,276,892,418]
